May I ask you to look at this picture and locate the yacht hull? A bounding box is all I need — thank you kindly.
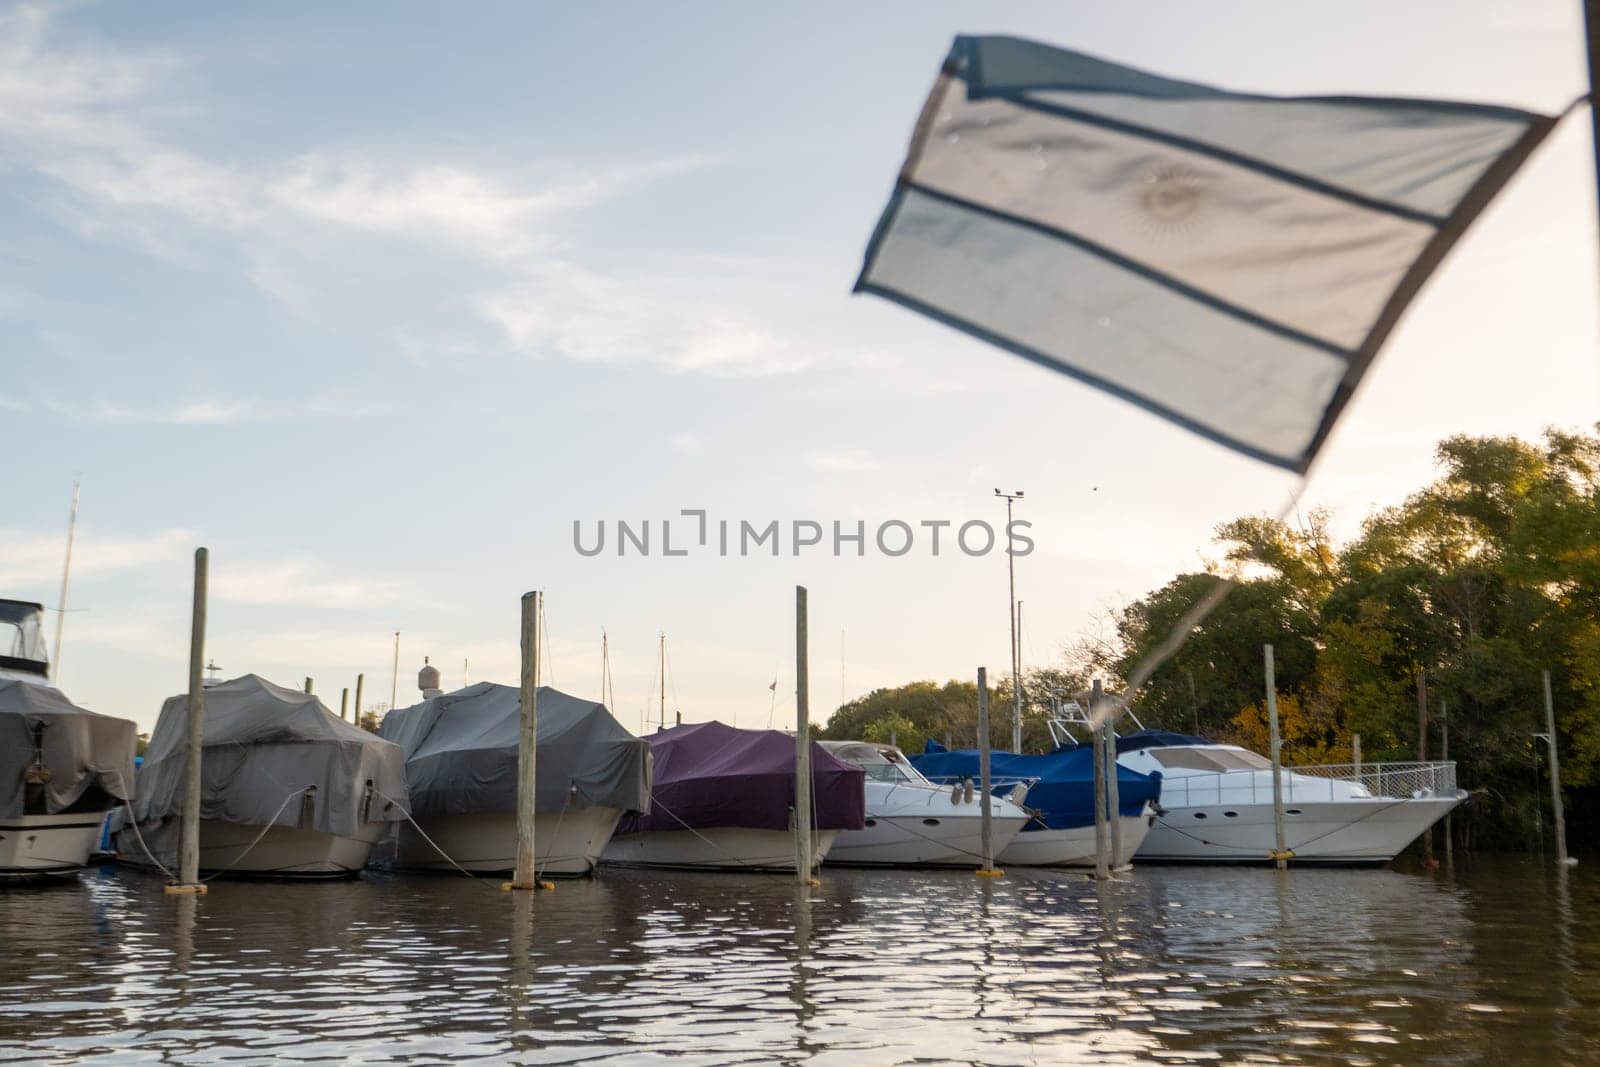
[825,812,1029,867]
[1137,794,1465,865]
[0,811,109,877]
[999,812,1153,867]
[601,827,837,871]
[394,807,622,876]
[119,818,388,878]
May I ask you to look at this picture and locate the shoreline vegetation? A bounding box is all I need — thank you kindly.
[822,426,1600,854]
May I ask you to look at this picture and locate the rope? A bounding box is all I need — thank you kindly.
[535,800,569,881]
[121,801,176,881]
[641,796,795,874]
[200,786,313,882]
[375,789,496,887]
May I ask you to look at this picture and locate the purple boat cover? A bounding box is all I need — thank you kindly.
[615,721,865,834]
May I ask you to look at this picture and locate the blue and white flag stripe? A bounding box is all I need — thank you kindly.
[857,35,1555,471]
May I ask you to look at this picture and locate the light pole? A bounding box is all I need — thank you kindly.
[995,488,1024,753]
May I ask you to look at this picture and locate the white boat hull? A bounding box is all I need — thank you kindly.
[601,827,837,871]
[395,807,623,876]
[825,810,1029,867]
[999,813,1153,867]
[0,811,109,877]
[1137,794,1465,865]
[119,818,388,877]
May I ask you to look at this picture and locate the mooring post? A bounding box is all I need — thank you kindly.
[1352,732,1362,790]
[507,591,542,891]
[794,586,813,884]
[1105,697,1123,867]
[1091,679,1110,880]
[1441,698,1453,867]
[975,666,999,876]
[340,687,349,722]
[1265,644,1287,870]
[353,673,365,730]
[1543,669,1570,867]
[1417,669,1433,864]
[169,547,209,895]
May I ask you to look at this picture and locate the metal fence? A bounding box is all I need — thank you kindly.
[1159,761,1458,808]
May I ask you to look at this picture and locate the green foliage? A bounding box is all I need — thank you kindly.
[821,666,1089,753]
[1099,426,1600,850]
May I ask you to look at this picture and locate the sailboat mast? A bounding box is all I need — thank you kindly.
[659,633,666,728]
[51,478,80,682]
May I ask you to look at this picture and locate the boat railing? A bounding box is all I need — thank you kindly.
[1158,760,1458,808]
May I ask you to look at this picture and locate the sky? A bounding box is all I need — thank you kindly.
[3,1,1596,735]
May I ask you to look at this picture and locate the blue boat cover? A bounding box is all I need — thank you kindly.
[913,741,1161,830]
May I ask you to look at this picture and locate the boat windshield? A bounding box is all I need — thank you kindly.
[821,741,928,784]
[1148,747,1272,773]
[0,600,48,671]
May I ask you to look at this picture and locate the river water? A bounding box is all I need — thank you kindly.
[1,856,1595,1065]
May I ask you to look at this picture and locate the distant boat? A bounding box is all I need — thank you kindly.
[379,681,650,876]
[1,599,137,879]
[118,674,410,878]
[820,741,1032,867]
[601,721,865,871]
[911,740,1160,867]
[1117,730,1467,866]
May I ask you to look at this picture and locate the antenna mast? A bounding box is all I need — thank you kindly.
[51,478,80,682]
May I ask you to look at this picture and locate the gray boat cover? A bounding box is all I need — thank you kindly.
[134,674,409,835]
[0,678,137,818]
[379,682,651,817]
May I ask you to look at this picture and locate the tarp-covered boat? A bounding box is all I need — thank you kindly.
[602,720,866,871]
[119,674,409,878]
[912,741,1161,867]
[379,682,651,875]
[1,599,137,878]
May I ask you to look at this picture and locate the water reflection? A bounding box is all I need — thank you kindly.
[0,858,1595,1064]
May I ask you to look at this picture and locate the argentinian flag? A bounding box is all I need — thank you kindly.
[857,36,1556,472]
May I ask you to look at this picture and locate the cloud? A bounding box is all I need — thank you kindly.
[809,450,886,474]
[0,5,809,386]
[480,259,810,378]
[210,558,398,609]
[0,526,194,586]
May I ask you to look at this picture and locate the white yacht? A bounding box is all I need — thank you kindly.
[820,741,1030,867]
[1117,731,1466,865]
[0,599,137,879]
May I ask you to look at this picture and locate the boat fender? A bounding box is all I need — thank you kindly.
[962,779,974,804]
[360,780,374,823]
[1267,848,1295,861]
[950,781,962,805]
[297,785,317,829]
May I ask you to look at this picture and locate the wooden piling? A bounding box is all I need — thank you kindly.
[340,688,349,722]
[1544,669,1570,867]
[1265,644,1287,870]
[975,667,999,876]
[169,547,208,894]
[304,676,313,694]
[795,586,813,884]
[1441,699,1453,867]
[1417,670,1432,864]
[507,591,542,891]
[354,673,365,730]
[1091,679,1110,880]
[1105,698,1123,867]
